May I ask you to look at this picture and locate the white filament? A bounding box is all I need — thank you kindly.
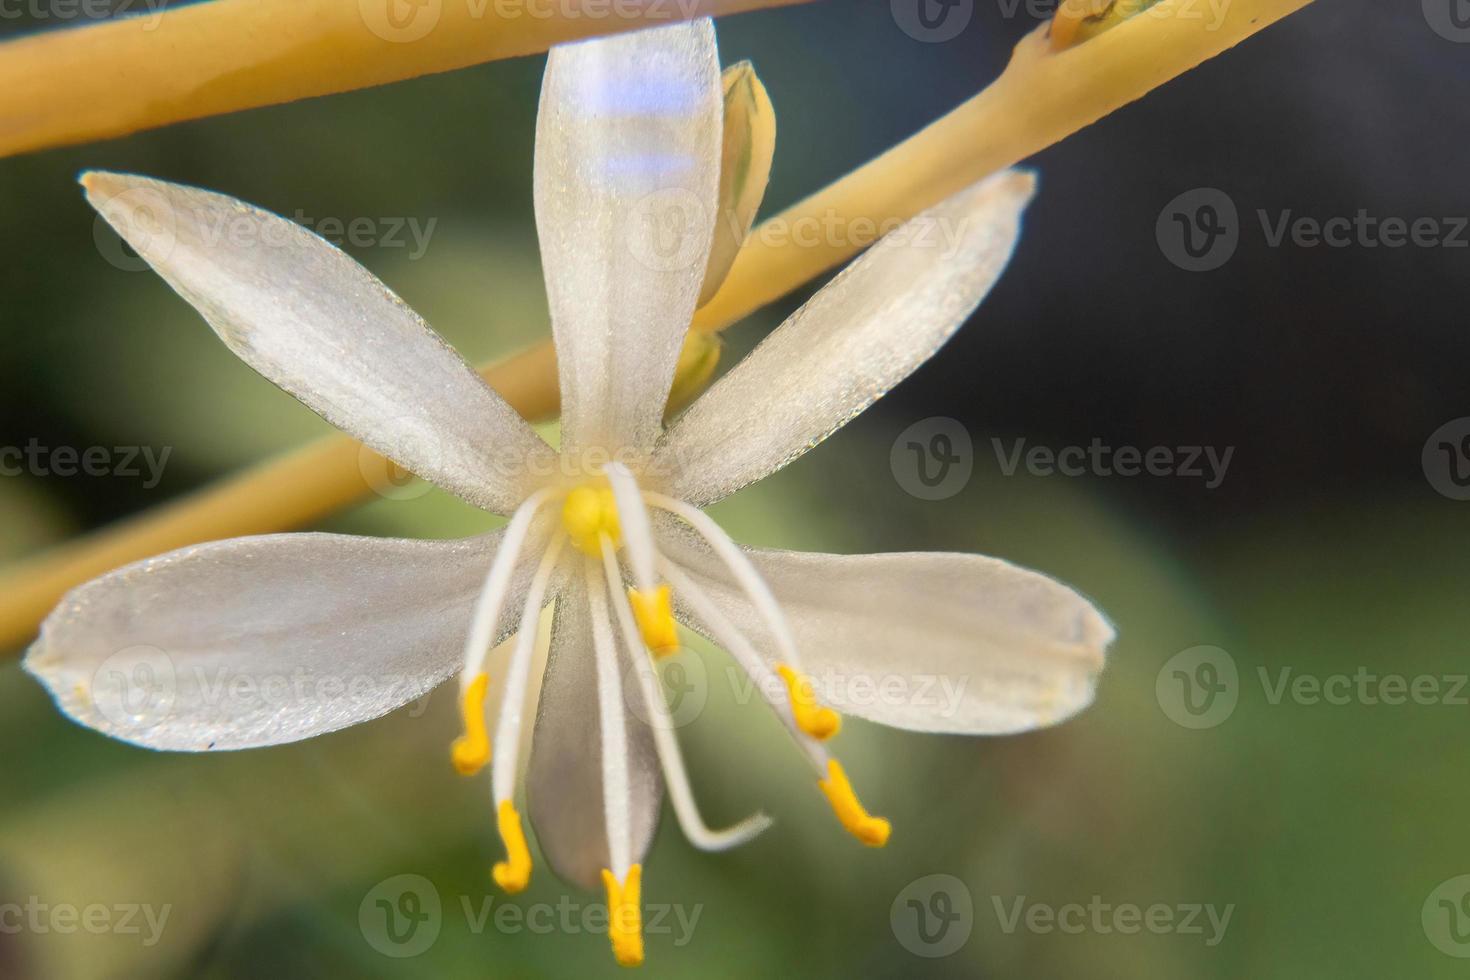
[460,487,559,682]
[660,558,827,774]
[587,550,633,878]
[602,461,659,593]
[490,533,566,804]
[643,492,805,673]
[599,543,773,851]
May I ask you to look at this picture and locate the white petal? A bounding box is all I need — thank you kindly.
[534,21,723,456]
[654,170,1036,506]
[526,576,662,890]
[658,522,1113,735]
[84,171,554,515]
[24,531,542,751]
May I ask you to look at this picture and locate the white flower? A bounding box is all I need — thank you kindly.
[25,19,1113,967]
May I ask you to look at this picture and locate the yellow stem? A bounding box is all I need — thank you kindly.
[0,0,1314,653]
[693,0,1315,334]
[0,0,812,158]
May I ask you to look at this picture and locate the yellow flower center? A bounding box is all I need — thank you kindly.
[561,481,621,556]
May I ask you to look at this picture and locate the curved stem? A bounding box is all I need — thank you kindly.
[0,0,1315,653]
[0,0,813,158]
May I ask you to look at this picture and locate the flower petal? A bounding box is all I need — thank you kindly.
[658,523,1113,735]
[83,171,555,515]
[526,576,662,891]
[24,531,540,751]
[534,20,722,456]
[654,170,1036,506]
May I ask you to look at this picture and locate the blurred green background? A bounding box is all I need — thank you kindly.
[4,1,1470,977]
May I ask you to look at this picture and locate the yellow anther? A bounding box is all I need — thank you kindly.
[491,800,533,894]
[562,483,620,556]
[819,759,891,847]
[628,584,680,657]
[777,664,841,740]
[601,865,644,967]
[451,672,490,775]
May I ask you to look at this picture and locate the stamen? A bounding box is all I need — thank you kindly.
[602,463,657,590]
[603,463,680,656]
[776,664,840,740]
[659,559,826,773]
[587,550,633,877]
[601,865,644,967]
[451,672,491,775]
[643,492,806,673]
[601,545,773,851]
[627,585,679,657]
[492,800,533,893]
[485,534,565,892]
[460,487,558,679]
[491,535,567,802]
[563,483,619,556]
[818,759,891,847]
